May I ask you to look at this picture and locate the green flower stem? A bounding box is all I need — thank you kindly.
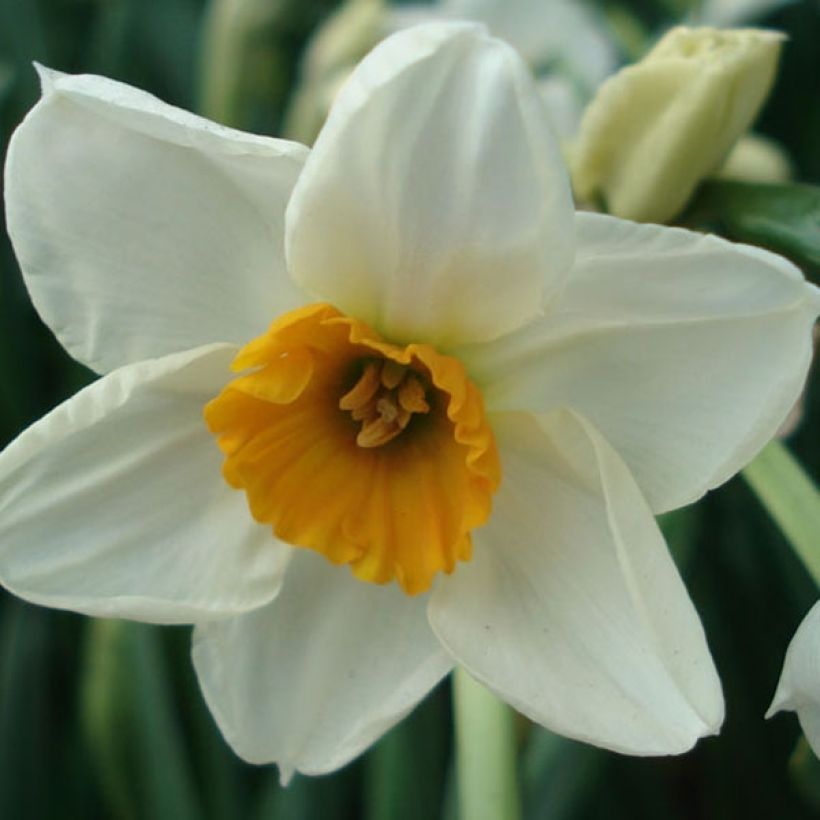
[199,0,249,125]
[198,0,288,128]
[453,667,521,820]
[742,440,820,586]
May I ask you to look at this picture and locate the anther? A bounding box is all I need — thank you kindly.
[339,361,381,411]
[341,359,430,448]
[398,375,430,414]
[376,396,400,424]
[380,360,406,390]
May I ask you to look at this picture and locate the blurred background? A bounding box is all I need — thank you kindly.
[0,0,818,817]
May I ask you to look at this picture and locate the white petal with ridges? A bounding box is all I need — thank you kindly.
[768,601,820,757]
[0,344,288,623]
[193,550,452,776]
[286,23,574,347]
[5,67,308,374]
[430,410,723,755]
[462,214,820,512]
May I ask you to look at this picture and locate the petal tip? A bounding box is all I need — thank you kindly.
[277,763,295,787]
[33,62,63,95]
[765,683,793,719]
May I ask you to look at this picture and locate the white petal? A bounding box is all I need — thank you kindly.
[462,213,820,513]
[430,410,723,755]
[193,551,452,776]
[285,22,574,347]
[0,344,288,624]
[5,67,309,374]
[768,601,820,757]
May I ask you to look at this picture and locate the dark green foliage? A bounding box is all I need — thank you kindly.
[685,180,820,278]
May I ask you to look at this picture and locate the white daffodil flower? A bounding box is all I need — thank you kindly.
[768,602,820,755]
[2,23,818,780]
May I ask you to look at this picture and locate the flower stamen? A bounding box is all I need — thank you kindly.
[340,360,431,448]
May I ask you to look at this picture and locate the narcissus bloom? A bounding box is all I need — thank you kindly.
[1,24,818,778]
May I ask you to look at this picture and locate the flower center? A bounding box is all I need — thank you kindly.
[339,359,430,447]
[205,303,500,595]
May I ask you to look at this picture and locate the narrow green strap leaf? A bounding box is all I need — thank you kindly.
[81,621,203,820]
[522,728,605,820]
[683,180,820,276]
[789,737,820,812]
[254,767,359,820]
[0,63,13,103]
[742,440,820,586]
[363,685,450,820]
[658,505,701,571]
[198,0,337,130]
[452,668,521,820]
[0,604,54,818]
[198,0,255,126]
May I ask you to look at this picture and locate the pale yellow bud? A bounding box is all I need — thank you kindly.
[717,132,793,183]
[572,26,784,223]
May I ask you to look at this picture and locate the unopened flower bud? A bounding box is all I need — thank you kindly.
[717,132,792,183]
[572,26,784,223]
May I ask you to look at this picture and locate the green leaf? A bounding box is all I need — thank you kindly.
[0,62,12,102]
[521,728,605,820]
[363,684,450,820]
[658,505,701,572]
[742,441,820,587]
[0,0,46,63]
[684,180,820,276]
[80,620,203,820]
[254,767,360,820]
[0,602,55,818]
[789,737,820,812]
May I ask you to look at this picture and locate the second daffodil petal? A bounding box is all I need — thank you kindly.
[4,67,309,374]
[463,214,820,513]
[285,22,575,348]
[192,550,453,778]
[429,410,723,755]
[0,345,289,623]
[767,601,820,757]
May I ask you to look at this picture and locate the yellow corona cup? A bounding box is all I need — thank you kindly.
[572,26,784,223]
